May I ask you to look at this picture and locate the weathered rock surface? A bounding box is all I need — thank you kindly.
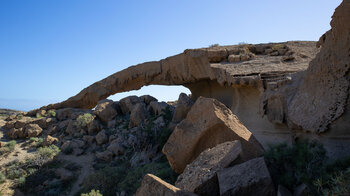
[286,0,350,132]
[163,97,263,173]
[32,41,316,112]
[172,93,193,123]
[129,103,146,128]
[175,141,242,195]
[217,157,275,196]
[135,174,197,196]
[42,135,58,146]
[93,99,118,122]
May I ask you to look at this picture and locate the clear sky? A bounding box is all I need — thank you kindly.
[0,0,342,111]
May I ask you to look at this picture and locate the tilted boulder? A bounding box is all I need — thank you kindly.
[217,157,275,196]
[162,97,264,173]
[135,174,197,196]
[93,99,118,122]
[176,141,242,196]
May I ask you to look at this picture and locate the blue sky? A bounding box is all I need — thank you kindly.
[0,0,342,111]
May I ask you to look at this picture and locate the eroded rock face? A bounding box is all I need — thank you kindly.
[162,97,264,173]
[172,93,193,123]
[287,0,350,132]
[217,157,275,196]
[175,141,242,195]
[135,174,197,196]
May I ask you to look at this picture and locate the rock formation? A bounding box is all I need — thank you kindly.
[162,97,263,173]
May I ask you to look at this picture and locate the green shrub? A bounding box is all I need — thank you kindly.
[264,140,327,191]
[81,189,103,196]
[0,140,17,154]
[315,167,350,195]
[6,140,16,151]
[75,113,94,128]
[29,137,44,147]
[82,166,127,196]
[37,145,60,159]
[0,172,5,184]
[47,109,56,117]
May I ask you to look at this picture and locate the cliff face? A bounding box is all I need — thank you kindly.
[287,0,350,133]
[30,0,350,158]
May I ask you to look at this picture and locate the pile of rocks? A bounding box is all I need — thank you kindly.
[135,97,278,196]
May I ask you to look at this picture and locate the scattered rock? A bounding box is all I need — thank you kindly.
[217,157,275,196]
[8,128,24,139]
[14,120,27,129]
[96,129,108,145]
[140,95,158,105]
[93,99,118,122]
[107,143,125,156]
[149,101,170,116]
[32,117,56,129]
[163,97,264,173]
[5,120,16,129]
[24,124,43,138]
[135,174,197,196]
[42,135,58,146]
[96,150,113,162]
[129,103,146,128]
[119,96,142,114]
[83,135,95,144]
[87,119,102,135]
[176,141,242,194]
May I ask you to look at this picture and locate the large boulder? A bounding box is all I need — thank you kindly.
[129,103,146,128]
[32,117,56,129]
[135,174,197,196]
[162,97,264,173]
[56,108,90,121]
[217,157,275,196]
[119,96,142,114]
[87,119,102,135]
[176,141,242,196]
[42,135,58,146]
[149,101,171,116]
[172,93,193,123]
[24,124,43,138]
[140,95,158,105]
[93,99,118,122]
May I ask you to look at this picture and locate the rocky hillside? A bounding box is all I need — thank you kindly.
[1,0,350,196]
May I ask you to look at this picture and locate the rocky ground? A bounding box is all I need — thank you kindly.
[1,94,349,196]
[0,94,185,196]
